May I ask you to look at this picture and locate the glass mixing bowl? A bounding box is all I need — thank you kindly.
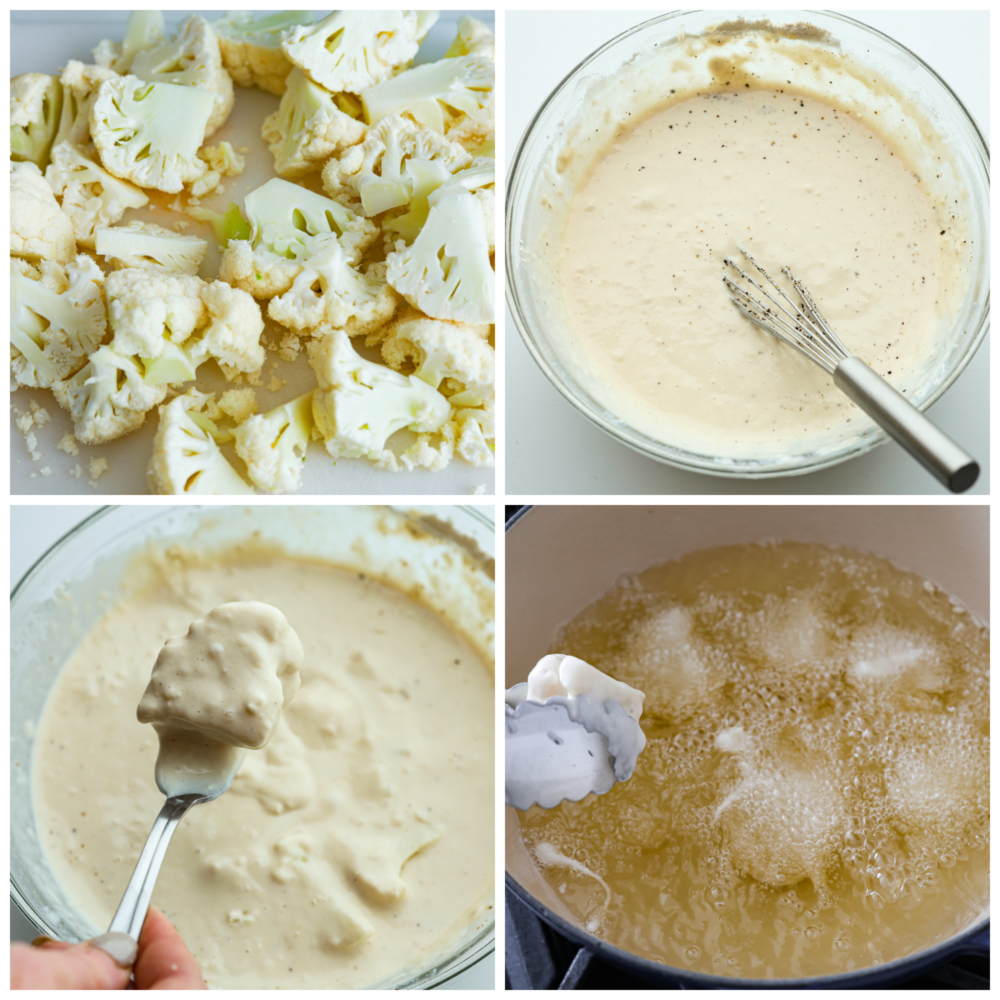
[11,505,495,990]
[506,10,990,478]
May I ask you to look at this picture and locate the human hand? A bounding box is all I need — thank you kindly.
[11,906,206,990]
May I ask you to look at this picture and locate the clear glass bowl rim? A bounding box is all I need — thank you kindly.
[10,504,495,991]
[505,9,991,478]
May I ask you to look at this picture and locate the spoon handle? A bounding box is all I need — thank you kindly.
[108,794,204,941]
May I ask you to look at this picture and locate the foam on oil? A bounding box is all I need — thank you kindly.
[518,542,988,978]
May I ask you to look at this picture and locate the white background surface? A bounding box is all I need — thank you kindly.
[505,11,989,495]
[9,505,495,990]
[11,10,495,498]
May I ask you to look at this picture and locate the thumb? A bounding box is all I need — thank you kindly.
[12,933,136,990]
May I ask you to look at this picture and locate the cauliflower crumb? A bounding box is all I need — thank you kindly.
[227,910,255,925]
[25,432,42,462]
[57,433,80,456]
[28,400,51,426]
[278,332,302,361]
[40,466,52,476]
[88,456,109,485]
[15,411,34,435]
[267,375,284,392]
[472,484,486,496]
[175,220,190,230]
[69,464,83,479]
[218,388,258,423]
[190,170,222,198]
[245,369,263,387]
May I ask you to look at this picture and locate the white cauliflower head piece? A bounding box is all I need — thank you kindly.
[261,67,366,179]
[11,255,107,389]
[386,183,494,324]
[46,141,149,249]
[90,76,215,193]
[129,15,235,136]
[148,391,256,495]
[52,344,165,444]
[212,10,315,96]
[268,238,398,336]
[10,73,62,168]
[362,55,494,135]
[96,220,207,275]
[281,11,420,95]
[10,161,76,265]
[233,392,314,494]
[323,115,472,242]
[309,329,450,464]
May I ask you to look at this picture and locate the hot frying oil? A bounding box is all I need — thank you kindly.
[518,543,989,977]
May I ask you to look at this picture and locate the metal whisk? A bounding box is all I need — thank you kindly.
[723,247,978,493]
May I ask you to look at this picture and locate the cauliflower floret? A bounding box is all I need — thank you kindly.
[322,115,471,242]
[445,16,495,61]
[105,268,265,378]
[386,183,494,324]
[105,269,207,359]
[445,92,495,153]
[233,392,314,494]
[46,141,149,249]
[10,161,75,265]
[268,239,399,336]
[11,254,107,388]
[96,220,207,275]
[93,10,166,74]
[191,281,266,373]
[212,10,315,96]
[90,76,215,193]
[379,308,493,402]
[130,16,235,136]
[219,178,377,299]
[52,344,165,444]
[148,391,255,495]
[10,73,62,168]
[362,55,494,136]
[261,68,367,179]
[454,405,495,467]
[281,11,420,95]
[54,61,119,149]
[398,419,456,472]
[309,329,450,466]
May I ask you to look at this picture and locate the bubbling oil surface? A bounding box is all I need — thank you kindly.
[518,543,989,978]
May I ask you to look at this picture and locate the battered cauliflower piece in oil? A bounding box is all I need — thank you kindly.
[10,161,75,265]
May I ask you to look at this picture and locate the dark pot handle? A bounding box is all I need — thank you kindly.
[955,925,990,958]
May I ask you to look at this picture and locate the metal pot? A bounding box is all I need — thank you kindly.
[505,504,989,987]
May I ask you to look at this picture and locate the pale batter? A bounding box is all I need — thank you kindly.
[559,88,956,457]
[138,601,303,798]
[34,550,494,989]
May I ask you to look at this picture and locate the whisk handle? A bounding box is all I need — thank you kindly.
[833,356,978,493]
